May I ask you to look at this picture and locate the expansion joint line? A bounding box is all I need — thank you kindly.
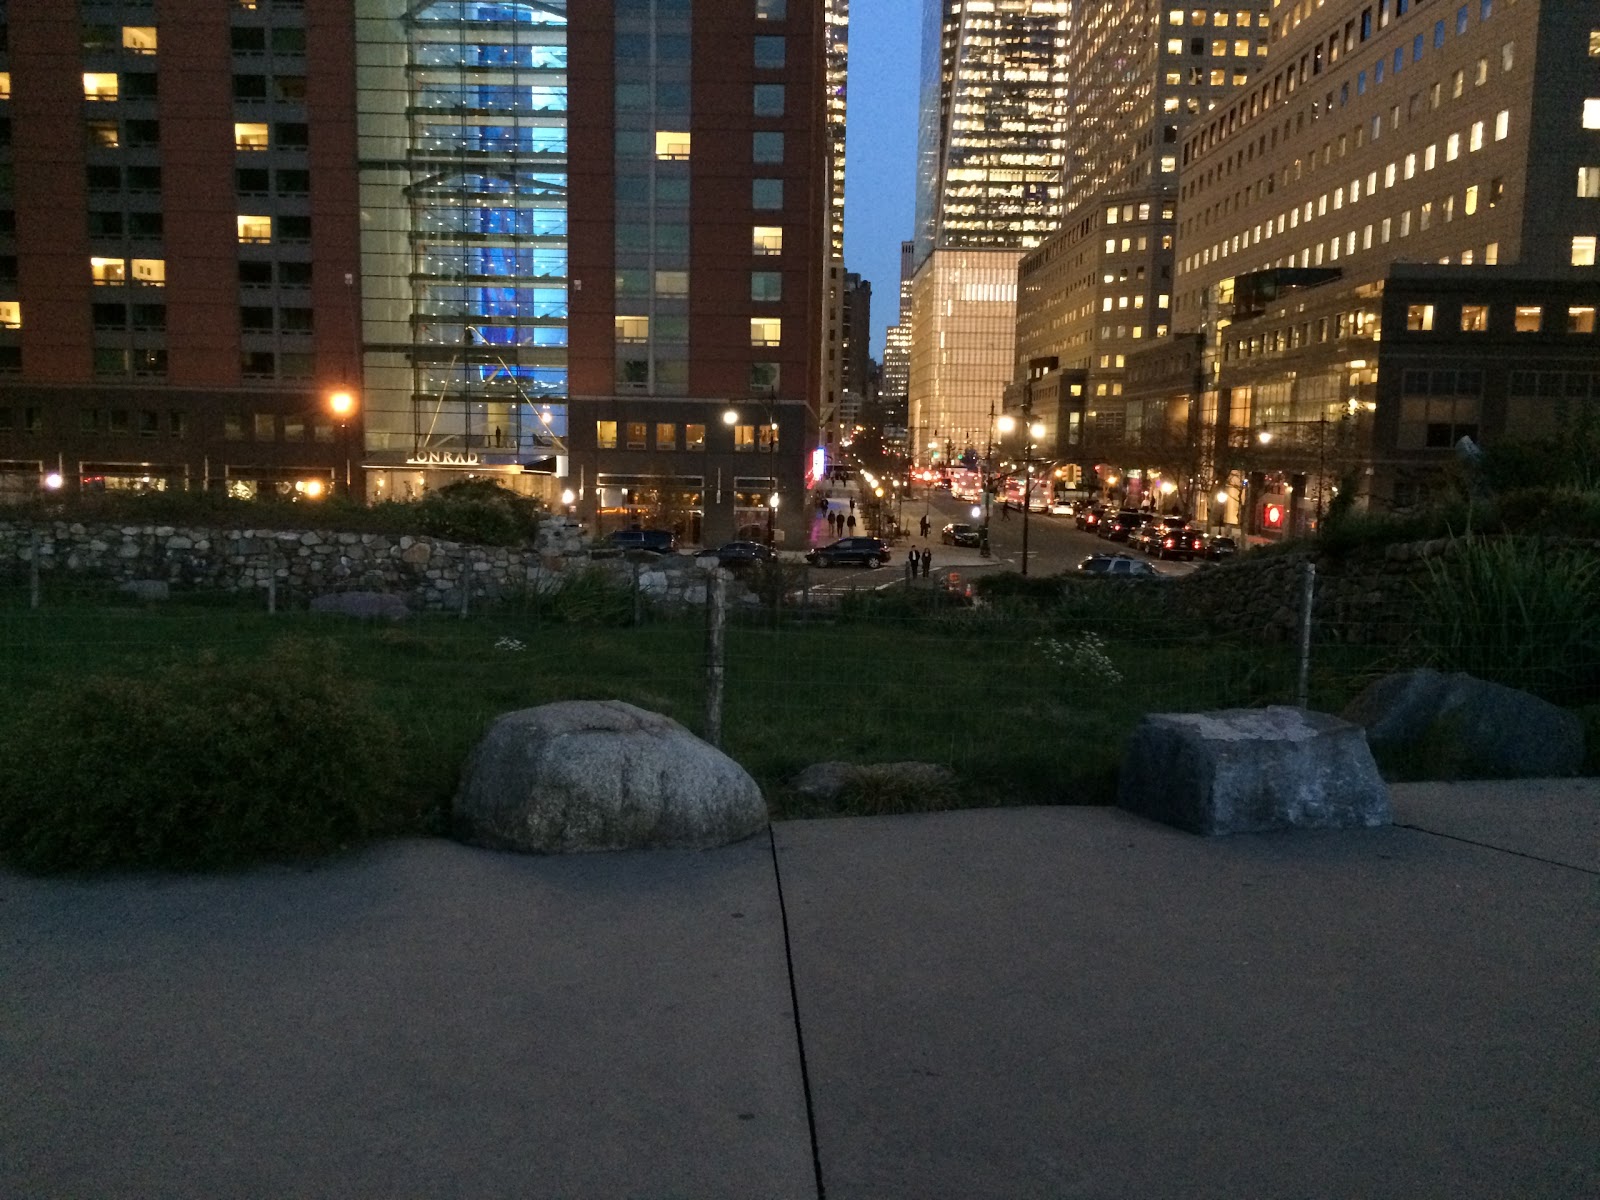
[767,822,827,1200]
[1394,823,1600,877]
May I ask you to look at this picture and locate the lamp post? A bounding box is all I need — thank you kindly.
[328,389,357,496]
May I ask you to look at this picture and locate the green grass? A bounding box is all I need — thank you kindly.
[0,581,1422,868]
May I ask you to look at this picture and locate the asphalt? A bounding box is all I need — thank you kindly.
[4,781,1596,1199]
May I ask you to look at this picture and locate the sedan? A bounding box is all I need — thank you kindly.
[1076,554,1163,578]
[941,522,982,548]
[1202,534,1239,560]
[805,537,891,568]
[712,540,776,567]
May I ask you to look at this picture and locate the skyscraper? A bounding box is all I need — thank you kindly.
[0,1,827,547]
[907,0,1070,468]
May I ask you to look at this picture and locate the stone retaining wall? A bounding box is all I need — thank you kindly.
[0,520,733,611]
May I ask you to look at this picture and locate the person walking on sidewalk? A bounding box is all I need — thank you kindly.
[846,513,857,534]
[919,547,931,578]
[919,514,930,539]
[904,549,917,585]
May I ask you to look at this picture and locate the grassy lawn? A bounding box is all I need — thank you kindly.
[0,582,1401,829]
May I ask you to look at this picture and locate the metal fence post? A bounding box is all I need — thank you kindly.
[705,569,726,747]
[632,559,642,626]
[266,549,277,614]
[29,529,40,610]
[1296,560,1316,708]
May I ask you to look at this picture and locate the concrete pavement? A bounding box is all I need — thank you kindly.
[4,782,1596,1198]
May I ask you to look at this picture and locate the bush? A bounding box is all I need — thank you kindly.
[499,564,639,625]
[973,571,1068,604]
[1413,535,1600,705]
[385,479,543,546]
[0,641,406,873]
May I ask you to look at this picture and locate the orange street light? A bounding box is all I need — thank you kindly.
[328,389,358,492]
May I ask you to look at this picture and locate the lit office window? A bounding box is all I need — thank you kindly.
[235,122,269,150]
[237,215,272,243]
[1585,99,1600,130]
[90,257,127,285]
[614,315,649,342]
[1514,306,1543,332]
[596,421,618,450]
[123,27,158,54]
[0,301,19,329]
[0,74,11,100]
[1573,237,1598,267]
[752,225,783,255]
[1569,307,1596,333]
[1406,304,1435,331]
[750,317,781,346]
[655,131,690,160]
[84,73,120,101]
[131,259,165,285]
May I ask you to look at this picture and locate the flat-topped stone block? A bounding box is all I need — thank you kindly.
[1118,706,1390,835]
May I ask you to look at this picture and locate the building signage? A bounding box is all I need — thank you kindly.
[405,450,480,467]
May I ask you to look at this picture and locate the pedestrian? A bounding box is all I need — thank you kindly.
[846,513,856,533]
[904,550,917,584]
[919,514,930,539]
[920,547,931,578]
[830,511,840,536]
[848,497,855,513]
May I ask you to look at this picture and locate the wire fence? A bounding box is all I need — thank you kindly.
[5,531,1595,815]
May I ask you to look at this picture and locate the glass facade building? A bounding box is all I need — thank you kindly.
[356,0,569,496]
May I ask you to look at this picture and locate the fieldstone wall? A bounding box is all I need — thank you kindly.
[0,519,739,612]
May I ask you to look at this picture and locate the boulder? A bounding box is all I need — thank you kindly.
[118,579,169,602]
[1342,668,1583,778]
[454,700,767,853]
[1118,706,1390,836]
[308,590,410,620]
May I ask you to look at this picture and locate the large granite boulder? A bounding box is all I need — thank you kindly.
[455,700,767,853]
[309,591,410,620]
[1118,706,1390,835]
[1342,668,1584,778]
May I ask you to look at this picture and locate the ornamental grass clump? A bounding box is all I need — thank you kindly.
[1414,535,1600,705]
[0,640,404,874]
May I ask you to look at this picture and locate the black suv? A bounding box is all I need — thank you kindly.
[608,528,677,553]
[805,537,891,568]
[1099,510,1146,541]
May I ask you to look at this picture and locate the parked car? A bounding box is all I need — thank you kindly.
[712,540,775,567]
[1050,500,1077,517]
[608,528,677,554]
[1202,534,1239,560]
[1099,510,1146,541]
[805,537,891,568]
[1138,516,1202,560]
[941,522,982,547]
[1075,553,1163,578]
[1076,505,1105,532]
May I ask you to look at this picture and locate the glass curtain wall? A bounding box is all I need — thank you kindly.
[358,0,569,467]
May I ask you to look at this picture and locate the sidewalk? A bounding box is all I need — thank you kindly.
[4,781,1596,1198]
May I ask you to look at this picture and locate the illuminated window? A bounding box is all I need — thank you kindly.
[1574,237,1598,267]
[1514,306,1543,332]
[131,259,165,286]
[1469,121,1484,151]
[237,215,272,243]
[90,256,127,285]
[656,423,677,450]
[0,73,10,100]
[0,301,19,329]
[1586,100,1600,130]
[1406,304,1435,331]
[655,131,690,160]
[752,225,783,255]
[1446,134,1460,161]
[1485,242,1499,264]
[626,422,647,450]
[1465,185,1479,215]
[1569,307,1596,334]
[122,27,158,54]
[686,423,706,450]
[83,73,120,102]
[234,122,269,150]
[750,317,781,347]
[88,120,120,149]
[614,315,649,343]
[596,420,618,450]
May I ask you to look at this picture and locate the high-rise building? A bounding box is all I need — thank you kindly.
[1008,2,1269,488]
[0,1,828,547]
[0,0,363,499]
[880,240,914,434]
[907,0,1071,468]
[825,0,848,261]
[1163,0,1600,534]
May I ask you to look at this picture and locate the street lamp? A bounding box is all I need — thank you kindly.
[328,389,357,495]
[767,491,779,547]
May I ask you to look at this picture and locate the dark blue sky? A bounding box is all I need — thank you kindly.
[842,0,923,360]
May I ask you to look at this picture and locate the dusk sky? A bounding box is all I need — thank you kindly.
[842,0,924,361]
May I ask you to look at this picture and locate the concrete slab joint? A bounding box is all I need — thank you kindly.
[1118,705,1391,835]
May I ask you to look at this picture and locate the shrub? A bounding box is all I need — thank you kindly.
[499,564,639,625]
[0,641,406,873]
[1413,535,1600,704]
[973,571,1068,604]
